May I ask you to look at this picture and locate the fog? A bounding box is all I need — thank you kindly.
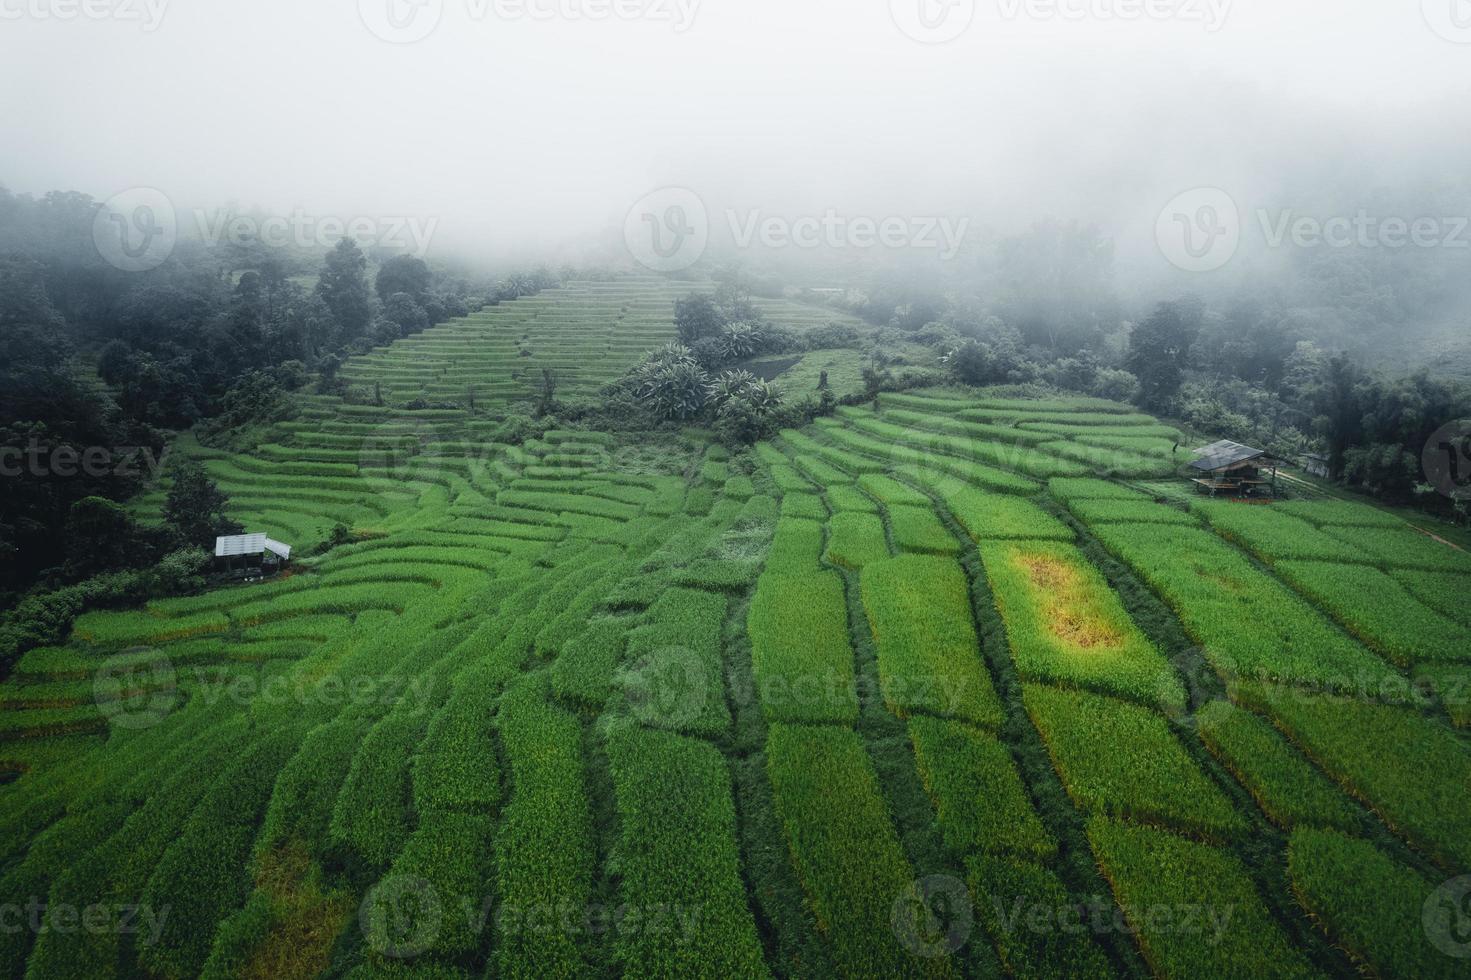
[2,0,1469,291]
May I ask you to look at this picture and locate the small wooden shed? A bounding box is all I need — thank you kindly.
[1189,440,1280,497]
[215,533,292,578]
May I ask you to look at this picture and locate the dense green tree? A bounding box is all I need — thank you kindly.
[163,459,242,549]
[1125,299,1202,414]
[315,238,373,341]
[376,255,432,302]
[675,294,724,346]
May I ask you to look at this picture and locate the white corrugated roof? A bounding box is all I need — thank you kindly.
[215,533,291,559]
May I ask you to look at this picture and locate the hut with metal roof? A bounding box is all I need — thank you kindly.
[1189,440,1281,497]
[215,533,292,577]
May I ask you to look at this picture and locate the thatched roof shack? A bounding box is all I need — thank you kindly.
[1189,440,1281,497]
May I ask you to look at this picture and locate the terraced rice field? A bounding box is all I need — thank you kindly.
[4,303,1469,977]
[336,276,868,407]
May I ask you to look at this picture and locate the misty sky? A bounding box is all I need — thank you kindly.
[2,0,1469,267]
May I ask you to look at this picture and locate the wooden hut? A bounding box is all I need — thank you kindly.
[214,533,292,578]
[1189,440,1281,497]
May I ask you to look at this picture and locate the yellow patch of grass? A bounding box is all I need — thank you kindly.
[1017,554,1124,650]
[241,842,353,980]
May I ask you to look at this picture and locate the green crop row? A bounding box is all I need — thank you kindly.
[1233,683,1471,870]
[860,555,1004,727]
[860,407,1056,447]
[368,811,497,962]
[1273,500,1404,528]
[823,512,890,570]
[1194,700,1359,831]
[549,618,627,709]
[768,462,814,493]
[497,489,640,522]
[1015,422,1182,440]
[824,483,880,514]
[856,472,930,507]
[1273,560,1469,667]
[494,673,594,977]
[1046,477,1147,502]
[766,724,949,977]
[1321,524,1471,574]
[1391,569,1471,628]
[412,677,502,816]
[1036,440,1177,478]
[138,728,304,979]
[1192,501,1368,565]
[604,724,771,977]
[329,709,437,869]
[908,715,1054,858]
[979,541,1183,709]
[232,582,435,627]
[780,492,828,521]
[765,517,825,576]
[966,856,1113,978]
[936,485,1074,542]
[70,609,229,647]
[1287,827,1460,979]
[748,572,859,724]
[1087,523,1398,694]
[1023,684,1245,838]
[847,416,1090,479]
[254,716,370,865]
[822,424,1042,495]
[1071,433,1178,457]
[621,587,731,736]
[889,505,961,555]
[1086,818,1315,979]
[1064,498,1199,526]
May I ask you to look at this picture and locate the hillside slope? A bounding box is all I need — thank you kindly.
[2,307,1468,978]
